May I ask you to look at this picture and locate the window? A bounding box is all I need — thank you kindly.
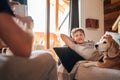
[28,0,46,32]
[27,0,70,50]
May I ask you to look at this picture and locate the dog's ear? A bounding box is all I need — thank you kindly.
[108,39,119,58]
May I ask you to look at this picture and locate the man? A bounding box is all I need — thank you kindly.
[0,0,58,80]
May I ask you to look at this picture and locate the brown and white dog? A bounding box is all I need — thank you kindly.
[84,34,120,70]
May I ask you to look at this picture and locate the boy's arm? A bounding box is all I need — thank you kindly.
[60,34,75,49]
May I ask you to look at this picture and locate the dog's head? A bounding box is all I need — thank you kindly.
[95,34,119,58]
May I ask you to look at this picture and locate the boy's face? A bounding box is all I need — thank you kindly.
[73,31,85,44]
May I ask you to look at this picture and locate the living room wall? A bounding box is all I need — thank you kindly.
[79,0,104,42]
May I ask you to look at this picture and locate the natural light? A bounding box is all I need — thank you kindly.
[27,0,46,32]
[27,0,69,34]
[27,0,70,49]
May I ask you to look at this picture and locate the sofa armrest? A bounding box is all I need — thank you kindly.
[75,64,120,80]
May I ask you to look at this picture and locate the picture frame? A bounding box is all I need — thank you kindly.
[86,18,99,29]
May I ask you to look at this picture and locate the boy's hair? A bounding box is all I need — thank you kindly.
[71,28,85,38]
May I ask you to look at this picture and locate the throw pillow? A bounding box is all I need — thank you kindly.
[105,31,120,46]
[53,46,85,73]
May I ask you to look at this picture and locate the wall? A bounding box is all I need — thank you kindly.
[79,0,104,42]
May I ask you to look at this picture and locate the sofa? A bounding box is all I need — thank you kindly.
[75,62,120,80]
[57,61,120,80]
[57,31,120,80]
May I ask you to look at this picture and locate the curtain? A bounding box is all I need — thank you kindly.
[69,0,79,35]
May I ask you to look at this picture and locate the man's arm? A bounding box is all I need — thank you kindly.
[0,12,33,57]
[16,15,34,31]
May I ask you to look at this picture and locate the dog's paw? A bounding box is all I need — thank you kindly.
[83,62,97,68]
[83,63,92,68]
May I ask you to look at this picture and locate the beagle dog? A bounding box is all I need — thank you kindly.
[84,34,120,70]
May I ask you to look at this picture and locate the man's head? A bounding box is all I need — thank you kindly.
[9,0,20,12]
[71,28,85,44]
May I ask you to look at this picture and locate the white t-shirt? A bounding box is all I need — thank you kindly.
[71,41,103,61]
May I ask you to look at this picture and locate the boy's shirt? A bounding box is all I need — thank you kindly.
[72,41,103,61]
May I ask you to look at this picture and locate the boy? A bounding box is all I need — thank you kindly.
[60,28,103,60]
